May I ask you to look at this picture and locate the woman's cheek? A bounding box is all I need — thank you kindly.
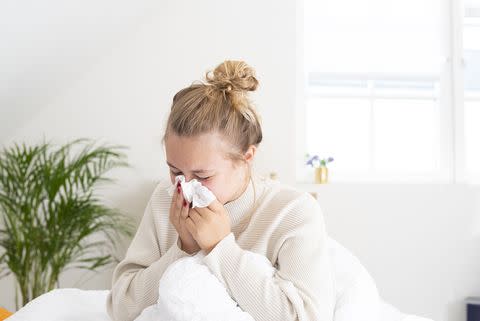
[202,181,214,193]
[203,183,222,202]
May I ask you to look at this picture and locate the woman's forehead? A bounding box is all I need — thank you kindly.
[165,133,232,169]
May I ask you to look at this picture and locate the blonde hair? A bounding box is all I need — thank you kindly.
[162,60,263,162]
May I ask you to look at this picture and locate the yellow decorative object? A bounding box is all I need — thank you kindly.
[305,155,334,184]
[269,172,278,180]
[0,307,13,320]
[314,166,328,184]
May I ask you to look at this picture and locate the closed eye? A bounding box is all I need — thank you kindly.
[170,170,211,181]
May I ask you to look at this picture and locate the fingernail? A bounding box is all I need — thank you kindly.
[177,181,181,187]
[183,200,187,207]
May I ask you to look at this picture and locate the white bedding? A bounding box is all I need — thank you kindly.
[6,288,431,321]
[134,250,257,321]
[6,237,434,321]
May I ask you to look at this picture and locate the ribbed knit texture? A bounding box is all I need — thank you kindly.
[106,175,335,321]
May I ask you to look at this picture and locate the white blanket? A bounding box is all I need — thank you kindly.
[135,236,381,321]
[6,237,435,321]
[134,250,258,321]
[5,287,431,321]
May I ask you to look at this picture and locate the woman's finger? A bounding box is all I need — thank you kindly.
[206,198,223,213]
[188,209,202,224]
[175,184,184,213]
[171,182,183,225]
[193,206,212,218]
[180,199,189,219]
[185,217,196,236]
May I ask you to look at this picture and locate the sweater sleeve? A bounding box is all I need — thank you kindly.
[202,194,335,321]
[106,193,192,321]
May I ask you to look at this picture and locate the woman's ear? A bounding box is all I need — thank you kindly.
[244,145,257,164]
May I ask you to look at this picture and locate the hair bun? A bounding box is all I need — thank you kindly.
[206,60,259,93]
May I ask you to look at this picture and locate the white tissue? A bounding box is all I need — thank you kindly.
[166,175,216,208]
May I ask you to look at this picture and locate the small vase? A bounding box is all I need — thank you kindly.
[314,166,328,184]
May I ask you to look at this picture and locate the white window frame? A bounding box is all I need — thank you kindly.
[295,0,478,184]
[456,0,480,184]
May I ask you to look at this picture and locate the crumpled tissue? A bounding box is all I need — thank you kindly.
[166,175,216,208]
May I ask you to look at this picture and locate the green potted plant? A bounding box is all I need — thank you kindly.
[305,154,334,184]
[0,138,135,310]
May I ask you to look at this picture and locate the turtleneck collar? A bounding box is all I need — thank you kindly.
[224,174,262,228]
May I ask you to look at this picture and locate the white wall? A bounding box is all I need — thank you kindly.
[1,1,479,321]
[297,183,480,321]
[0,0,297,311]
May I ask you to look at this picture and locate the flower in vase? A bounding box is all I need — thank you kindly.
[305,154,334,168]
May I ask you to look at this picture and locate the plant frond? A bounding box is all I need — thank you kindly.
[0,138,132,306]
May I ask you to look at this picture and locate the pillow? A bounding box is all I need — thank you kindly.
[6,288,110,321]
[327,236,382,321]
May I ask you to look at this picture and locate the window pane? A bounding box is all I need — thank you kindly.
[306,98,370,170]
[464,11,480,178]
[373,99,437,171]
[465,101,480,174]
[305,0,445,74]
[464,50,480,92]
[463,18,480,92]
[303,0,447,182]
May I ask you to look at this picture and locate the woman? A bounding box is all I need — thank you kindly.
[106,60,335,321]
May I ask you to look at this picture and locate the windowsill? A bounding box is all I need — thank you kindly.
[294,180,480,187]
[293,181,480,199]
[294,171,480,185]
[296,180,453,185]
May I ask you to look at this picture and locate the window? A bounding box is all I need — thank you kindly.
[463,2,480,181]
[305,76,442,182]
[299,0,478,183]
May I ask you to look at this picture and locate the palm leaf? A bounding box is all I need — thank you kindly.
[0,138,134,308]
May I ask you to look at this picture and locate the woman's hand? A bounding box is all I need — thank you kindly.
[169,182,200,254]
[185,199,232,254]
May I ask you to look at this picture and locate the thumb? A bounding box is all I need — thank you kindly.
[207,198,226,214]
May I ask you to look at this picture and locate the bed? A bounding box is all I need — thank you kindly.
[4,287,433,321]
[6,237,434,321]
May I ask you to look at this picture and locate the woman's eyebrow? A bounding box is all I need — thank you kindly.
[166,161,177,169]
[166,162,213,174]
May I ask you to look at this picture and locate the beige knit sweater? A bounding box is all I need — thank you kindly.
[106,175,335,321]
